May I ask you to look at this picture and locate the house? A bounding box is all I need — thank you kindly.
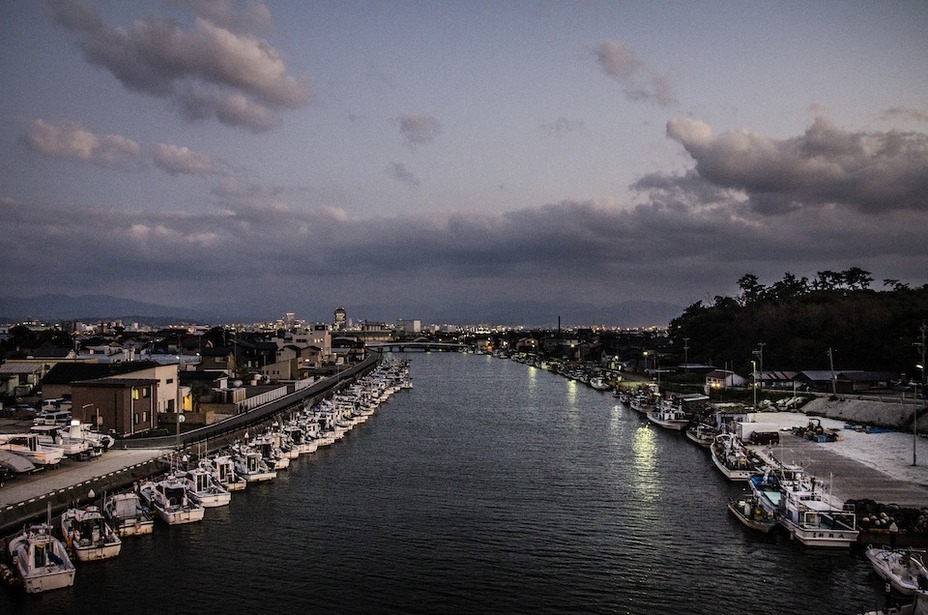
[754,370,801,390]
[704,369,747,393]
[797,370,899,394]
[71,377,160,437]
[0,360,53,397]
[198,346,236,374]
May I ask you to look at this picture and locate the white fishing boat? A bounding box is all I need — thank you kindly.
[685,422,718,448]
[103,491,155,536]
[646,399,691,431]
[710,433,758,481]
[60,505,122,561]
[866,546,928,596]
[775,472,859,549]
[6,522,76,593]
[203,454,246,491]
[138,475,206,525]
[181,465,232,508]
[231,443,277,482]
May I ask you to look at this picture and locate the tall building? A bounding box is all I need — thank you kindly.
[333,307,346,331]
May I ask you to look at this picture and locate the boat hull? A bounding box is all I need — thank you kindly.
[727,498,776,533]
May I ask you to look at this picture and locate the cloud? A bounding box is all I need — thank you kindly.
[49,0,310,132]
[882,107,928,124]
[387,162,420,186]
[397,113,441,146]
[540,117,583,136]
[5,188,926,317]
[666,116,928,214]
[169,0,272,35]
[152,143,214,175]
[594,40,675,107]
[20,118,142,168]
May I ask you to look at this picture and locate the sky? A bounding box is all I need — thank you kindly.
[1,0,927,325]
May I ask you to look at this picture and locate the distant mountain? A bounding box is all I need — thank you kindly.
[0,294,215,324]
[0,294,683,329]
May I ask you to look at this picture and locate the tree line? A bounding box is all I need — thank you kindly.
[668,269,928,379]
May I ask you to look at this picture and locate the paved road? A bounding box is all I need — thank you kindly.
[0,447,168,509]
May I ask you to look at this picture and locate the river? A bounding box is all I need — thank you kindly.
[1,352,889,614]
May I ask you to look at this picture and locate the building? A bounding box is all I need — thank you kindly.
[71,377,160,437]
[704,369,747,393]
[333,307,347,331]
[396,319,421,336]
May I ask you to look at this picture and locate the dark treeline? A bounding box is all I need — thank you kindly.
[668,268,928,377]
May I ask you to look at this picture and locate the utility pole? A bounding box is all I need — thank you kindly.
[828,347,837,397]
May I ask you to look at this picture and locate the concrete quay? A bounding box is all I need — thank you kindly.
[0,448,167,536]
[751,431,928,508]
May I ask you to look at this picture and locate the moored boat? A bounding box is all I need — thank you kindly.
[6,522,76,593]
[646,399,691,431]
[60,505,122,561]
[103,491,155,536]
[727,494,777,533]
[775,472,859,549]
[710,433,759,481]
[866,546,928,596]
[138,475,206,525]
[181,465,232,508]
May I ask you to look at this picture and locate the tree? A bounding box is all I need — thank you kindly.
[737,274,766,305]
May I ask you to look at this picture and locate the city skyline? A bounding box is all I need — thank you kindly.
[1,1,926,323]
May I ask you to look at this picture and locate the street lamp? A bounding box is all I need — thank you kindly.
[751,360,757,409]
[916,363,925,467]
[683,338,690,373]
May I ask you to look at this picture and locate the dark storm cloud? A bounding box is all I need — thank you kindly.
[666,116,928,214]
[5,188,925,310]
[48,0,310,132]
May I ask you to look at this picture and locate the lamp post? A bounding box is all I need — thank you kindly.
[683,338,690,374]
[752,343,765,392]
[751,360,757,409]
[916,363,925,467]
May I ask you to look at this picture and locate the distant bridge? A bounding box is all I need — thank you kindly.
[367,341,468,352]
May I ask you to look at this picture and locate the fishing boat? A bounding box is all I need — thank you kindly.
[775,472,859,549]
[6,522,76,593]
[727,494,777,533]
[646,398,691,431]
[685,422,718,448]
[181,465,232,508]
[203,454,246,491]
[138,474,206,525]
[103,491,155,536]
[710,433,759,481]
[866,546,928,596]
[60,505,122,561]
[231,443,277,482]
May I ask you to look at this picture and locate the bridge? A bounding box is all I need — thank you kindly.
[367,341,468,352]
